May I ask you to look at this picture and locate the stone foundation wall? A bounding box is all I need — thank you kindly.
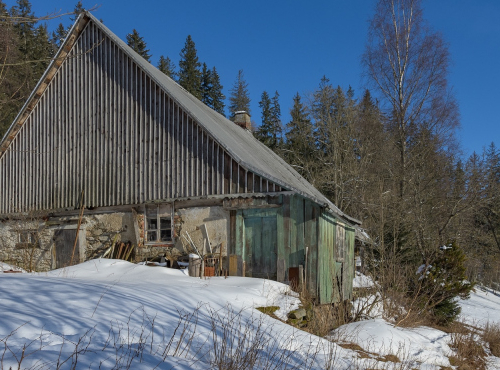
[172,206,229,257]
[0,217,54,272]
[0,205,230,271]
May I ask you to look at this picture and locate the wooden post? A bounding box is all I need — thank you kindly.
[242,261,246,277]
[70,190,85,266]
[219,242,223,276]
[304,247,308,293]
[299,265,304,295]
[229,255,237,276]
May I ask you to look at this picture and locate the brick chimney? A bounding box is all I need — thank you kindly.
[233,111,252,130]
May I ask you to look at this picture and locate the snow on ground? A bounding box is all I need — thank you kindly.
[333,274,500,369]
[1,263,500,369]
[0,261,26,273]
[0,259,354,369]
[353,271,375,289]
[330,319,453,369]
[459,286,500,327]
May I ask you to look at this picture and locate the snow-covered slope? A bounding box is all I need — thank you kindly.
[0,259,354,369]
[1,262,500,369]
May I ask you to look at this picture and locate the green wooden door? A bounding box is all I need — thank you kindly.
[243,214,278,279]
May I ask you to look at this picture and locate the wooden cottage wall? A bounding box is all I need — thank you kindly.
[230,193,355,304]
[0,20,282,214]
[343,227,355,300]
[318,212,337,304]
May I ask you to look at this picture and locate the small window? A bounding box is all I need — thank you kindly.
[145,205,172,244]
[19,231,37,244]
[15,231,39,249]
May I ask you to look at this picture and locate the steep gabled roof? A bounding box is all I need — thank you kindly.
[0,11,359,225]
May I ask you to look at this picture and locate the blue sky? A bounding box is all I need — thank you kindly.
[9,0,500,157]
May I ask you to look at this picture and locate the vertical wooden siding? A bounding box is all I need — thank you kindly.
[0,21,281,214]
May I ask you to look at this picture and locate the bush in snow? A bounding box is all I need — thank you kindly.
[413,241,475,325]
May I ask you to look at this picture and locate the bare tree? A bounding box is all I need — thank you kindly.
[363,0,459,198]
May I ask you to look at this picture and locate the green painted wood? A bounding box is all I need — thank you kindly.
[344,228,355,299]
[304,200,318,297]
[282,195,291,281]
[277,201,285,282]
[244,216,259,277]
[289,194,297,267]
[259,215,278,279]
[236,207,279,279]
[293,195,305,267]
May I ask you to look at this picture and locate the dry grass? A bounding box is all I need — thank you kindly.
[448,324,486,370]
[483,322,500,357]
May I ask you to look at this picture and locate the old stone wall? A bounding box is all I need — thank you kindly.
[84,212,137,258]
[0,218,54,272]
[173,206,229,257]
[0,205,230,271]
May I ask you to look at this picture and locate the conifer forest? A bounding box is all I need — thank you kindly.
[1,0,499,325]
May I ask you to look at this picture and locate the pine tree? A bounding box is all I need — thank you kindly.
[157,55,176,79]
[70,0,84,22]
[286,93,313,155]
[201,63,212,106]
[199,64,225,116]
[209,66,225,116]
[256,91,281,149]
[228,70,250,119]
[11,0,35,56]
[126,29,151,62]
[178,35,201,99]
[0,0,51,138]
[284,93,315,179]
[51,23,67,49]
[270,91,282,145]
[256,91,272,145]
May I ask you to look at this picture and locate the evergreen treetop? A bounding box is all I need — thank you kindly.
[157,55,176,79]
[209,66,225,117]
[70,1,84,22]
[126,29,151,62]
[255,90,281,150]
[178,35,202,99]
[228,69,250,119]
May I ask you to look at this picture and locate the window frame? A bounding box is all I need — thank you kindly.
[144,204,173,245]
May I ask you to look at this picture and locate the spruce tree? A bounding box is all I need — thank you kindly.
[209,66,225,116]
[256,91,282,150]
[228,69,250,119]
[284,93,317,182]
[178,35,201,99]
[201,63,212,106]
[51,23,67,49]
[126,29,151,62]
[270,91,282,146]
[286,93,314,159]
[157,55,176,79]
[256,91,272,145]
[70,0,84,22]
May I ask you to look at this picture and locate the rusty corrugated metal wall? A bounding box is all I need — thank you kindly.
[0,21,282,214]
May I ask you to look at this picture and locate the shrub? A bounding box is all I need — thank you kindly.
[413,241,475,325]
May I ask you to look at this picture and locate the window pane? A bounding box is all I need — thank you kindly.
[19,232,29,243]
[160,229,171,241]
[160,218,171,230]
[147,231,157,242]
[147,218,158,230]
